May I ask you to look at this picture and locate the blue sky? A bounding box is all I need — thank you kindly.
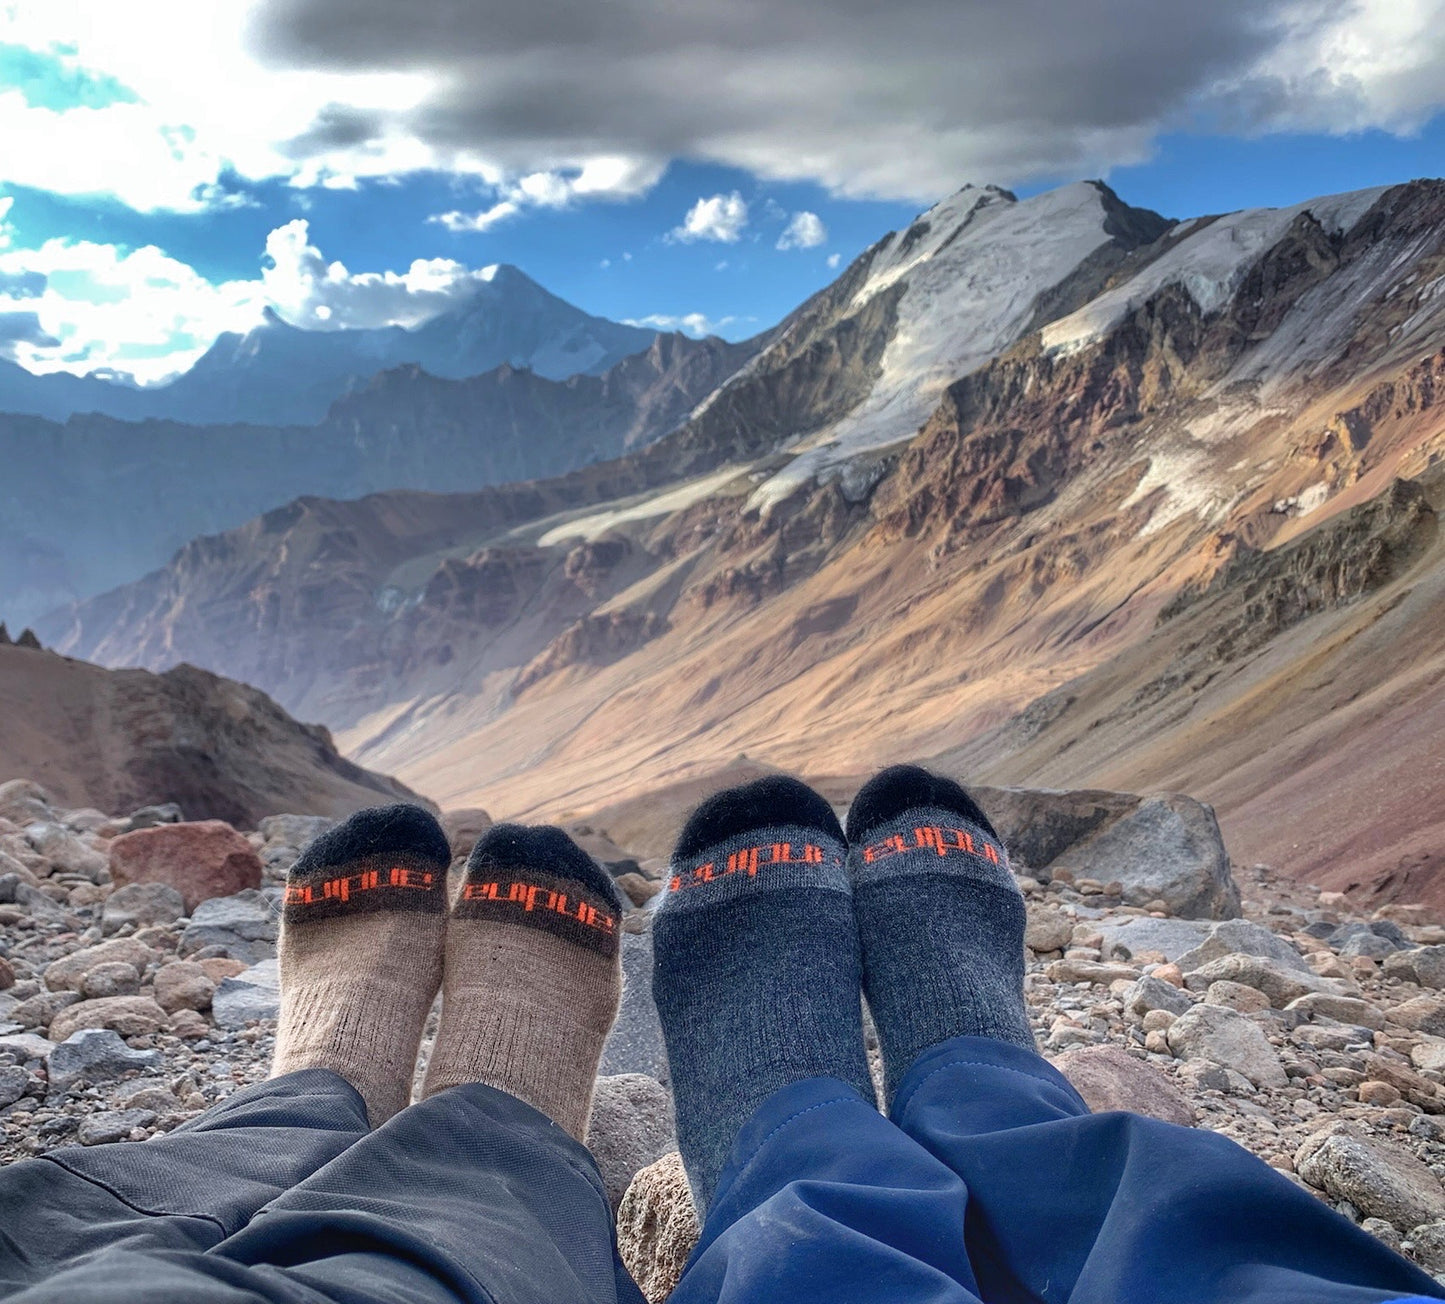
[1,1,1443,383]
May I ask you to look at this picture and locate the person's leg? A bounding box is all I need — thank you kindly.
[199,822,640,1304]
[654,775,987,1304]
[0,1069,367,1299]
[846,764,1444,1304]
[888,1037,1443,1304]
[5,812,643,1304]
[0,801,453,1299]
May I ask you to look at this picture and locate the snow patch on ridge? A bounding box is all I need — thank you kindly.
[749,182,1118,511]
[1122,444,1232,538]
[538,467,742,545]
[1041,186,1391,359]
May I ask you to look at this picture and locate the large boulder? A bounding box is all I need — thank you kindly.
[49,995,168,1043]
[179,890,279,963]
[101,882,186,936]
[1094,917,1208,963]
[1384,946,1445,989]
[24,823,110,883]
[1175,920,1314,974]
[617,1152,700,1304]
[1184,954,1334,1008]
[975,787,1240,920]
[588,1074,677,1211]
[44,938,158,994]
[1392,996,1445,1038]
[109,820,262,913]
[1297,1122,1445,1231]
[1165,1004,1287,1088]
[0,779,54,827]
[1052,1045,1196,1126]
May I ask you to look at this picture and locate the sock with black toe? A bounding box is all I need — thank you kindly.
[653,775,874,1212]
[846,765,1035,1107]
[272,804,451,1127]
[421,824,624,1142]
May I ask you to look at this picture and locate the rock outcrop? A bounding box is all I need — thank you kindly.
[0,646,424,827]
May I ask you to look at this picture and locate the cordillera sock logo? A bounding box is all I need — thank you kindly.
[860,825,1003,866]
[284,863,437,907]
[454,870,619,955]
[670,840,840,891]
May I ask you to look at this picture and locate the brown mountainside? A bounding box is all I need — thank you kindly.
[0,640,423,826]
[47,178,1445,904]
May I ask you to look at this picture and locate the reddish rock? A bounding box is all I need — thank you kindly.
[1052,1044,1198,1126]
[196,956,247,984]
[154,961,217,1013]
[49,995,168,1043]
[0,956,13,990]
[108,821,262,912]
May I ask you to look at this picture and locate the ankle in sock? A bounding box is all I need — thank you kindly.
[421,824,623,1142]
[846,765,1034,1106]
[273,804,450,1126]
[653,774,873,1213]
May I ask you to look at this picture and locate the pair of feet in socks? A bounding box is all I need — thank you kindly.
[654,766,1035,1212]
[272,764,1032,1216]
[272,808,624,1138]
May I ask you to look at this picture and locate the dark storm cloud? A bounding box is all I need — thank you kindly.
[280,103,388,159]
[244,0,1392,199]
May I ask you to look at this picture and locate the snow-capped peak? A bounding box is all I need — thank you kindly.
[751,180,1122,510]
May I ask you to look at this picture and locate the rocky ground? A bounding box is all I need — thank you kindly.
[6,775,1445,1299]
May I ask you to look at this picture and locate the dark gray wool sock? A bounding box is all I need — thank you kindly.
[652,775,874,1213]
[846,765,1034,1107]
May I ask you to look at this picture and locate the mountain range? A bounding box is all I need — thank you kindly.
[1,329,756,628]
[0,263,658,426]
[33,176,1445,906]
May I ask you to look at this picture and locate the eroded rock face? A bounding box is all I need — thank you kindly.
[109,822,263,914]
[0,646,426,828]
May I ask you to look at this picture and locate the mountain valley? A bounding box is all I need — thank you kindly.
[26,177,1445,907]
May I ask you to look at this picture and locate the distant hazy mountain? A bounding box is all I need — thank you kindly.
[0,264,659,426]
[0,331,757,627]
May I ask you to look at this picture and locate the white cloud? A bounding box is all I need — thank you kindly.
[826,252,842,269]
[670,192,749,243]
[429,201,521,234]
[0,214,510,380]
[0,234,263,381]
[625,311,736,337]
[426,158,663,234]
[261,219,502,328]
[777,211,827,250]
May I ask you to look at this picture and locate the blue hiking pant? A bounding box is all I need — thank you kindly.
[0,1038,1439,1303]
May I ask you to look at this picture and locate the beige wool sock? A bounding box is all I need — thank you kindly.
[422,824,624,1141]
[272,804,451,1127]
